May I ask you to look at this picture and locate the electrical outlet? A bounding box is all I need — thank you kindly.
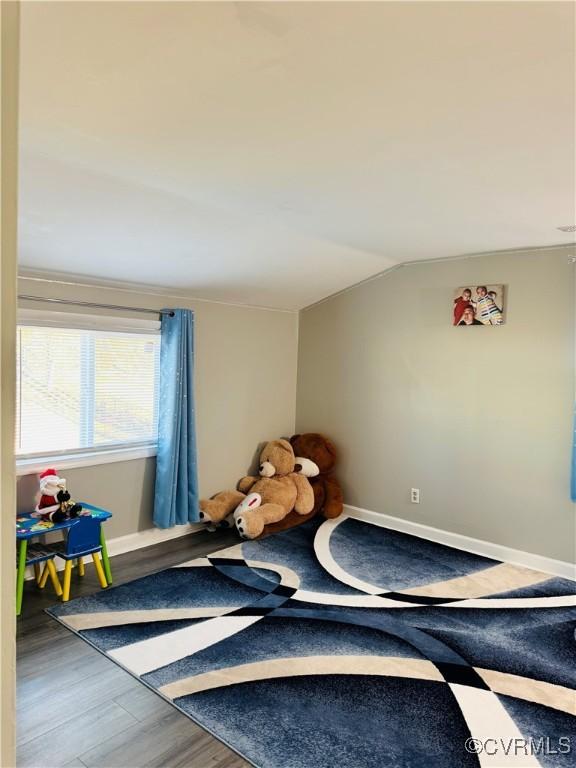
[411,488,420,504]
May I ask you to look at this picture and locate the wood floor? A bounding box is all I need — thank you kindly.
[17,529,252,768]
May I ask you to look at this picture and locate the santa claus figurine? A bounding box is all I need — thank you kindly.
[33,468,82,523]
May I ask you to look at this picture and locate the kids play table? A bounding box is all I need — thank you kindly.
[16,502,113,615]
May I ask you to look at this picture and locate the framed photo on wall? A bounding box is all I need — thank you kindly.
[453,285,505,326]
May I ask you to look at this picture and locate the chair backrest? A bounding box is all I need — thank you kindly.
[65,515,101,556]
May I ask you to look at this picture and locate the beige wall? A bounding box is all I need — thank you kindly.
[15,247,576,560]
[296,247,575,563]
[16,277,298,539]
[1,2,19,765]
[16,459,156,539]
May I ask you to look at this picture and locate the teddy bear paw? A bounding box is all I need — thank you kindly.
[217,512,236,530]
[234,515,248,538]
[198,500,216,524]
[234,512,263,540]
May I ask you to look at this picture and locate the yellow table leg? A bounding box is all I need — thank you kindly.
[77,557,85,577]
[47,560,62,597]
[38,563,50,589]
[62,560,73,601]
[92,552,108,589]
[33,563,41,584]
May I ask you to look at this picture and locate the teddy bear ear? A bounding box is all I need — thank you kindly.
[289,434,300,445]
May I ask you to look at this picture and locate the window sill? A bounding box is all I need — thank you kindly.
[16,445,157,476]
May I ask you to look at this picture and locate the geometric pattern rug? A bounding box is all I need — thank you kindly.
[47,515,576,768]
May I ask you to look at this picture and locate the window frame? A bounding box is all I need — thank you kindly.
[15,308,161,475]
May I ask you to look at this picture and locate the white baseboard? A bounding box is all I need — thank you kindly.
[344,504,575,580]
[105,522,204,559]
[24,521,203,579]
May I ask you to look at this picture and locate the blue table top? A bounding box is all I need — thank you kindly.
[16,503,112,540]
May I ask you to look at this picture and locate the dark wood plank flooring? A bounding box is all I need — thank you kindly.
[17,529,251,768]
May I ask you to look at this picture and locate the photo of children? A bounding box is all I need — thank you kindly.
[453,285,505,326]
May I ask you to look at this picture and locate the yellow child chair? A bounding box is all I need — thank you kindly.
[50,515,108,601]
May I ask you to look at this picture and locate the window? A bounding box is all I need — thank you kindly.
[16,311,160,469]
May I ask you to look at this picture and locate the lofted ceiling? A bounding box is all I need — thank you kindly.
[19,1,575,310]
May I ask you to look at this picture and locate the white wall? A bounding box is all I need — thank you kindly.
[16,276,299,539]
[296,247,575,563]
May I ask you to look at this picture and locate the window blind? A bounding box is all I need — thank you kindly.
[16,324,160,457]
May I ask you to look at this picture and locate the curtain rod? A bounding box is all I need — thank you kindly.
[18,295,175,317]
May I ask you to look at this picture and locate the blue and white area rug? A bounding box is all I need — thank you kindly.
[48,516,576,768]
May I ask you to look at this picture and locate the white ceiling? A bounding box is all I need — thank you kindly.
[19,1,575,310]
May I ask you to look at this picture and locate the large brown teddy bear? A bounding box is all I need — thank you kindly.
[261,432,344,536]
[199,439,314,539]
[293,433,344,519]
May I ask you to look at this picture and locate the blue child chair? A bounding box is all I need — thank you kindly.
[51,515,108,601]
[25,543,62,598]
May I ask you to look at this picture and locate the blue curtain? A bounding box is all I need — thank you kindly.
[153,308,199,527]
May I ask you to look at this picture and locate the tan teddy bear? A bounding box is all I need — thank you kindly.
[199,439,314,539]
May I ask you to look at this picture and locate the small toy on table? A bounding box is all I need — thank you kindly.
[32,468,83,524]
